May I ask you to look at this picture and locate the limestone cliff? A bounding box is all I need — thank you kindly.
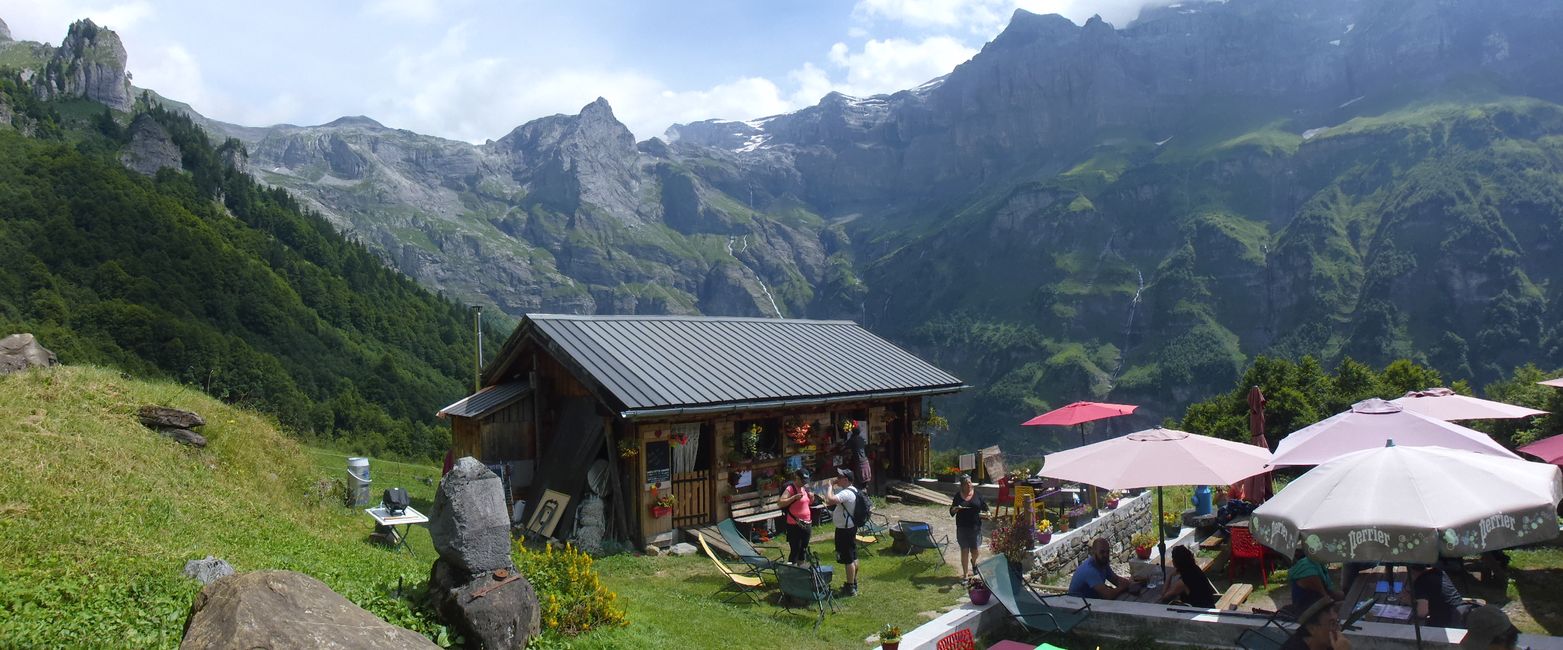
[39,19,132,112]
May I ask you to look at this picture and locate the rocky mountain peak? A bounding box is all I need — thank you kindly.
[1,17,13,43]
[322,115,384,129]
[40,18,132,112]
[987,9,1080,51]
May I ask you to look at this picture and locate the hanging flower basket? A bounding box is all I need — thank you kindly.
[650,506,672,518]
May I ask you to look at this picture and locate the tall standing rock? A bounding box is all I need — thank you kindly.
[0,17,13,43]
[120,113,183,176]
[40,19,132,112]
[429,457,514,577]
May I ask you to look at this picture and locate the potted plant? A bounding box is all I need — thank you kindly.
[937,465,963,482]
[1065,504,1092,529]
[1034,518,1054,545]
[1131,531,1157,560]
[650,493,676,518]
[617,439,638,459]
[987,515,1034,569]
[879,624,902,650]
[1161,511,1182,538]
[1104,490,1123,510]
[966,575,991,606]
[913,405,950,439]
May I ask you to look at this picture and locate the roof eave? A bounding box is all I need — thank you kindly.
[618,384,969,421]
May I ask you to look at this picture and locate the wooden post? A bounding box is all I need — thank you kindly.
[600,417,631,547]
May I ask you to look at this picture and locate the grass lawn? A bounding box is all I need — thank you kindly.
[581,535,964,649]
[0,366,442,647]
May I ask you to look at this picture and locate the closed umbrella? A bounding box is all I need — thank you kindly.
[1390,387,1547,421]
[1023,400,1138,509]
[1234,386,1274,503]
[1270,398,1518,467]
[1519,435,1563,466]
[1039,427,1272,576]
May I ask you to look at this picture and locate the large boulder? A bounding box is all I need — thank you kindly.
[0,333,58,375]
[180,570,438,649]
[139,405,206,429]
[430,563,541,650]
[120,114,183,176]
[429,457,513,577]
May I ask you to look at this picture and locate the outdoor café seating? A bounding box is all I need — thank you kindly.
[977,554,1091,635]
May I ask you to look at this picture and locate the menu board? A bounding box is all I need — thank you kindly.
[645,439,672,484]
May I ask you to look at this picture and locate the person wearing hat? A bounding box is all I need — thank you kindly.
[1281,597,1352,650]
[824,467,862,597]
[777,468,814,564]
[1460,606,1521,649]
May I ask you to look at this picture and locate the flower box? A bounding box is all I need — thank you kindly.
[650,506,672,518]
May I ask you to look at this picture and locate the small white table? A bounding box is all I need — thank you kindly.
[365,506,428,553]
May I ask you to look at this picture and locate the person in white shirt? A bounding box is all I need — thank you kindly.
[824,468,861,597]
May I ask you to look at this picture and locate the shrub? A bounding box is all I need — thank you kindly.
[511,540,627,636]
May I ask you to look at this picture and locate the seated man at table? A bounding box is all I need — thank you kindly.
[1411,563,1477,629]
[1290,547,1344,612]
[1068,537,1144,599]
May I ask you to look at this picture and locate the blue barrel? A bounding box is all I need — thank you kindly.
[1191,485,1213,516]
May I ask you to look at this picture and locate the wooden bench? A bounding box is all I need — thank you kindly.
[1200,533,1225,551]
[731,479,835,525]
[1214,583,1254,611]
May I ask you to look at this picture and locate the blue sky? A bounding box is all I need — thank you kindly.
[3,0,1170,141]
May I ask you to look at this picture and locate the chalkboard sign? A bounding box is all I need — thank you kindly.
[645,440,671,484]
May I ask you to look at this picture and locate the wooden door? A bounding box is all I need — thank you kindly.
[671,470,712,528]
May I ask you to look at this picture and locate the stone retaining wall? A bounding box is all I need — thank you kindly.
[1029,491,1152,582]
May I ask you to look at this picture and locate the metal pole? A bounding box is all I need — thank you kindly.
[1157,486,1167,582]
[472,305,483,393]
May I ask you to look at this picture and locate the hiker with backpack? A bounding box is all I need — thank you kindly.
[824,467,868,597]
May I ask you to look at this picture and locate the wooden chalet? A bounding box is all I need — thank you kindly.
[439,314,966,548]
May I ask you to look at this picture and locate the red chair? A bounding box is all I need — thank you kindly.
[935,628,976,650]
[1228,526,1269,587]
[994,477,1012,519]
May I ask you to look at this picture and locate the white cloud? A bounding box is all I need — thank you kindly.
[362,0,442,22]
[2,0,153,44]
[134,42,301,126]
[820,36,977,97]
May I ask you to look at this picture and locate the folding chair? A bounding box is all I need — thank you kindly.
[697,532,765,604]
[977,555,1091,635]
[717,518,784,581]
[901,520,951,565]
[775,562,837,629]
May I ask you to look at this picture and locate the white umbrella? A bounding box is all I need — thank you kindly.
[1251,444,1563,564]
[1390,387,1547,421]
[1039,427,1272,575]
[1541,377,1563,388]
[1270,398,1518,467]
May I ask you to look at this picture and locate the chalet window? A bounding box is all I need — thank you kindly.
[670,422,702,473]
[734,418,781,460]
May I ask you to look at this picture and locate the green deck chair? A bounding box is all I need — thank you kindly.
[976,555,1091,635]
[717,518,784,580]
[774,561,836,630]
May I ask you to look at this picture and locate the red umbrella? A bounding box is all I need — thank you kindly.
[1234,387,1274,503]
[1519,435,1563,466]
[1023,401,1138,509]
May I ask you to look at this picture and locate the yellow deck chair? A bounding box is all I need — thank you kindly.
[698,532,765,604]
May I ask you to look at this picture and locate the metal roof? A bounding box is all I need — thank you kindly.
[438,381,531,418]
[524,314,965,414]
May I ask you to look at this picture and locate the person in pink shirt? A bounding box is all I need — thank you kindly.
[777,469,814,564]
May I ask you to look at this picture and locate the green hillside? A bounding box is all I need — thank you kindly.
[872,96,1563,452]
[0,79,492,458]
[0,366,440,647]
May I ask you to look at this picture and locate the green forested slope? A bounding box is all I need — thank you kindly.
[0,88,488,458]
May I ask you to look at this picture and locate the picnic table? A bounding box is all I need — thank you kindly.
[1341,566,1412,625]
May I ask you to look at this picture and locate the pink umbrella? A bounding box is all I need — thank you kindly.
[1519,435,1563,466]
[1270,398,1519,467]
[1541,377,1563,388]
[1040,427,1272,574]
[1389,387,1547,421]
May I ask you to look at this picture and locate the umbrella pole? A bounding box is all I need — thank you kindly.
[1081,423,1099,511]
[1157,486,1167,582]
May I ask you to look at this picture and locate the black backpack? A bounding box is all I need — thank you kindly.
[382,487,410,515]
[849,486,872,527]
